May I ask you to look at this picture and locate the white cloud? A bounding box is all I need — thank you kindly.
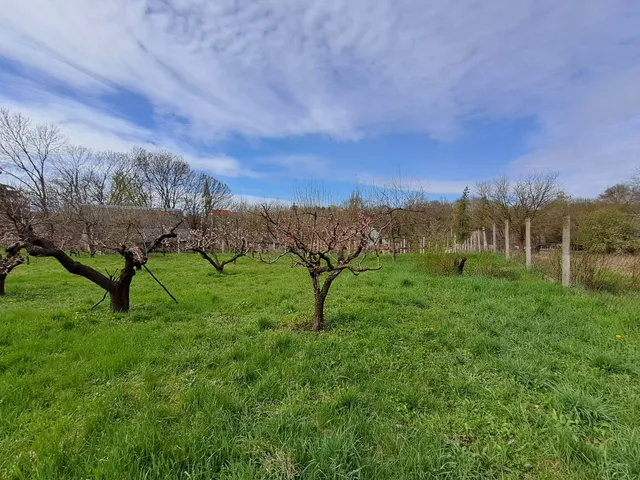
[254,155,332,180]
[232,194,291,206]
[511,66,640,196]
[0,71,251,178]
[249,155,470,194]
[351,173,470,196]
[0,0,638,194]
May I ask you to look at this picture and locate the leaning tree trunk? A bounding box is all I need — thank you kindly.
[21,226,178,313]
[0,244,26,296]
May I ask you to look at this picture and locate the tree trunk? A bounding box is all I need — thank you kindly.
[313,288,326,331]
[310,270,341,331]
[456,257,467,275]
[110,258,137,313]
[0,275,6,296]
[109,284,130,312]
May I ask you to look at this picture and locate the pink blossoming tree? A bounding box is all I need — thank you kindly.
[261,202,382,331]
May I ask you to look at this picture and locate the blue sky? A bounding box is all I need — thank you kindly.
[1,0,639,202]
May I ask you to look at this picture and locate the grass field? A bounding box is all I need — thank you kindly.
[1,253,639,479]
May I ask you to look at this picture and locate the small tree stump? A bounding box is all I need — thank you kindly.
[455,257,467,275]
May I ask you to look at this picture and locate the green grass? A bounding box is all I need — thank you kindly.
[1,253,639,479]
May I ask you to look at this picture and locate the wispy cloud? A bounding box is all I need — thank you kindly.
[232,194,291,206]
[1,0,638,194]
[351,173,470,196]
[0,70,251,178]
[249,155,470,195]
[511,66,640,196]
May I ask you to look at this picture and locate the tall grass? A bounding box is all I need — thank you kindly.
[1,253,639,479]
[423,250,521,280]
[535,249,640,293]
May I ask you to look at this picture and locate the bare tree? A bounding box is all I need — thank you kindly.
[108,157,151,207]
[374,178,427,259]
[599,184,637,205]
[14,221,181,312]
[87,151,128,206]
[0,109,66,223]
[0,241,26,296]
[261,200,382,331]
[412,199,454,248]
[476,173,560,249]
[599,169,640,208]
[51,145,93,209]
[134,148,191,209]
[187,202,249,272]
[0,180,34,243]
[183,172,232,231]
[50,146,107,255]
[188,229,246,273]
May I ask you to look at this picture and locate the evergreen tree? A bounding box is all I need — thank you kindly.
[453,186,471,242]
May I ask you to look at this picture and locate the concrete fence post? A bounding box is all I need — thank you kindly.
[562,216,571,287]
[525,217,532,268]
[504,219,510,259]
[492,223,497,253]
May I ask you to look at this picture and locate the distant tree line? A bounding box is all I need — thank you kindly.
[448,170,640,254]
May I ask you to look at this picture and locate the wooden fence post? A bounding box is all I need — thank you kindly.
[562,216,571,287]
[504,219,510,259]
[525,218,532,268]
[482,227,488,251]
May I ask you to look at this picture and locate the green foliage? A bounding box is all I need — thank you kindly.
[423,251,521,280]
[108,171,149,207]
[452,186,472,242]
[578,207,640,253]
[1,254,639,478]
[423,250,463,276]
